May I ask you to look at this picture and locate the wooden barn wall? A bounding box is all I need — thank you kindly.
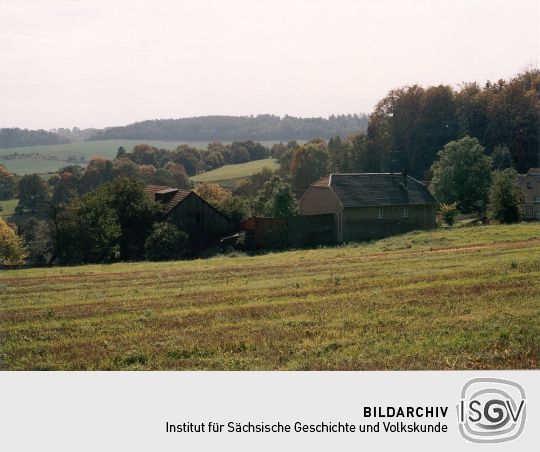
[242,217,287,249]
[242,215,337,249]
[167,195,237,244]
[288,214,337,247]
[342,204,436,242]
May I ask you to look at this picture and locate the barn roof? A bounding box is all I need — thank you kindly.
[310,173,435,207]
[144,184,191,213]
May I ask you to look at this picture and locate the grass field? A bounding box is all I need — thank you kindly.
[191,158,280,188]
[1,224,539,371]
[0,199,18,218]
[0,140,288,175]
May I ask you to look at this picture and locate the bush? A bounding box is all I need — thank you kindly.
[0,218,27,265]
[488,168,522,224]
[144,222,189,261]
[439,203,458,227]
[20,218,52,265]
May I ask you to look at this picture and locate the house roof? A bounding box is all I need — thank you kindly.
[517,168,540,185]
[144,184,191,213]
[310,173,435,207]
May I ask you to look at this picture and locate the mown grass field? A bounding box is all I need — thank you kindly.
[0,224,539,371]
[191,158,279,188]
[0,140,288,175]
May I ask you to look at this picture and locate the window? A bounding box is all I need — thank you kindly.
[535,197,540,204]
[527,182,533,189]
[377,208,383,219]
[403,207,409,218]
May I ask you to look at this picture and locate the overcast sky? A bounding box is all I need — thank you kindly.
[1,0,538,130]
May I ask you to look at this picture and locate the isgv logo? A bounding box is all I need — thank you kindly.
[457,378,526,443]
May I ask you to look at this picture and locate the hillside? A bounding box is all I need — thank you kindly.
[0,139,286,175]
[191,159,280,188]
[88,114,368,142]
[1,223,538,371]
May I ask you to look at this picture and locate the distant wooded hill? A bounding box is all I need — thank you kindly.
[87,114,369,142]
[0,128,69,149]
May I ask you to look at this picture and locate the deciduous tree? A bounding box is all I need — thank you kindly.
[291,141,329,191]
[0,164,17,200]
[430,136,492,214]
[0,218,27,265]
[15,174,50,214]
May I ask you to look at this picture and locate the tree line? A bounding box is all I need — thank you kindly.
[267,70,539,196]
[367,70,539,177]
[0,128,69,149]
[88,114,368,142]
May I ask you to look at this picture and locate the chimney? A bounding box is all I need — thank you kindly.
[155,188,179,203]
[401,169,408,189]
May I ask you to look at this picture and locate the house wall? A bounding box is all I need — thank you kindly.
[342,204,436,242]
[167,193,237,245]
[520,174,540,219]
[299,187,341,215]
[299,186,342,240]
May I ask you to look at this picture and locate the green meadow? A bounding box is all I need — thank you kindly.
[0,199,18,218]
[191,158,280,188]
[0,140,288,175]
[1,223,539,370]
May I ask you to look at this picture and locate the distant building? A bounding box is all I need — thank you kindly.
[144,185,237,247]
[299,171,436,242]
[517,168,540,220]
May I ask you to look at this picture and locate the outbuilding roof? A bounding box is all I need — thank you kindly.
[144,184,191,213]
[310,173,435,207]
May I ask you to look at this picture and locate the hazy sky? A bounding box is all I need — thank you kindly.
[1,0,539,130]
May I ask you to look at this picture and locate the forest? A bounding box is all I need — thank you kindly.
[87,114,369,142]
[366,70,539,176]
[0,128,70,149]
